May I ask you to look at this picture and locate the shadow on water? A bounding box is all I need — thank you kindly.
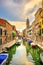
[6,43,24,65]
[6,44,17,65]
[10,44,34,65]
[6,40,43,65]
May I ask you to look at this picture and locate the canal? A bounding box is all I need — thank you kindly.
[6,40,43,65]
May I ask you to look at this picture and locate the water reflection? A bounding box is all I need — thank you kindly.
[10,44,34,65]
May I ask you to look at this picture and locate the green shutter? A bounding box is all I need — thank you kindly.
[42,28,43,34]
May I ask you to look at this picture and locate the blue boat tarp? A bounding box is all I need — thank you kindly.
[0,54,8,64]
[27,40,33,43]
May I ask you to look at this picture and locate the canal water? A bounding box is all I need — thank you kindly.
[10,44,34,65]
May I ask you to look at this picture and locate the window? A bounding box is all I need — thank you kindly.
[29,33,31,35]
[0,39,2,45]
[28,30,31,32]
[39,29,41,36]
[4,30,7,35]
[0,28,2,35]
[41,11,43,18]
[39,24,41,28]
[36,22,39,25]
[42,28,43,34]
[42,20,43,24]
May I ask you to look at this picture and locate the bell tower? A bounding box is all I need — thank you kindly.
[26,18,29,29]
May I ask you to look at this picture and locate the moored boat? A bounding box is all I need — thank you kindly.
[0,53,8,65]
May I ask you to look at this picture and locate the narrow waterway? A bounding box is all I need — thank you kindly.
[10,44,34,65]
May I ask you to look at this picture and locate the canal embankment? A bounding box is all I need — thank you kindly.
[0,40,16,53]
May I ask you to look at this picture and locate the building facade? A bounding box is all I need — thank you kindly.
[33,8,43,42]
[0,18,13,45]
[30,0,43,43]
[6,20,13,42]
[0,19,6,45]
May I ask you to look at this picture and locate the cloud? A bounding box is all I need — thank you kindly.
[22,0,41,15]
[0,0,42,23]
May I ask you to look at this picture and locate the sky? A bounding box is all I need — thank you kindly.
[0,0,42,23]
[9,21,26,32]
